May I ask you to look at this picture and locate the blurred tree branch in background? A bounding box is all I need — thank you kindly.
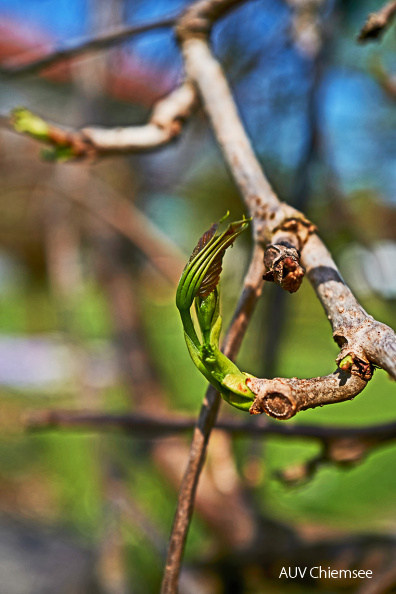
[358,0,396,42]
[0,12,180,77]
[10,82,197,158]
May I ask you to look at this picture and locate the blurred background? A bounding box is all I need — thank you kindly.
[0,0,395,592]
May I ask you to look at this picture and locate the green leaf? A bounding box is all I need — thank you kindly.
[176,216,255,411]
[12,107,50,142]
[176,216,250,314]
[41,146,76,163]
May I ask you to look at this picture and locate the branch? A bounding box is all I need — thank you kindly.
[247,232,396,418]
[26,410,196,437]
[161,0,396,588]
[357,0,396,42]
[178,15,396,396]
[82,82,197,153]
[302,234,396,380]
[0,14,178,77]
[178,35,279,240]
[11,81,197,159]
[161,243,264,593]
[369,57,396,102]
[248,371,367,419]
[26,408,396,485]
[25,408,396,444]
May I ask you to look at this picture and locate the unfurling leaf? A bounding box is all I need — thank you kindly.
[176,215,249,314]
[176,215,255,412]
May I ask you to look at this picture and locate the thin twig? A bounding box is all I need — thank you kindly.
[10,81,197,158]
[25,408,396,444]
[369,58,396,102]
[0,14,178,77]
[81,82,197,153]
[357,0,396,42]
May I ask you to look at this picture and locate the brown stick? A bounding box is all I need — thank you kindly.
[0,14,178,76]
[248,371,367,419]
[11,81,197,158]
[161,244,264,593]
[358,0,396,42]
[81,82,197,153]
[25,408,396,444]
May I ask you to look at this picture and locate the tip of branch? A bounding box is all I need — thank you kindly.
[357,7,396,43]
[11,106,50,141]
[263,244,305,293]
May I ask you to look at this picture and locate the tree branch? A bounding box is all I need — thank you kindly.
[0,13,179,77]
[357,0,396,42]
[82,82,197,153]
[11,81,197,158]
[178,15,396,400]
[246,207,396,419]
[25,408,396,444]
[248,371,367,419]
[302,234,396,380]
[161,0,396,588]
[26,408,396,485]
[161,243,264,593]
[369,58,396,102]
[179,37,279,240]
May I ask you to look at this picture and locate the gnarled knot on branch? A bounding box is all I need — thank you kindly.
[263,243,305,293]
[262,213,316,293]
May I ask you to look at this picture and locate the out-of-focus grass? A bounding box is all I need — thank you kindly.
[141,286,208,412]
[0,281,213,589]
[0,283,112,338]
